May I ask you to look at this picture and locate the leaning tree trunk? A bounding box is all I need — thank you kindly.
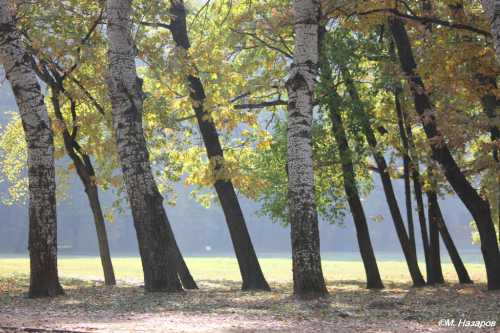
[427,190,445,284]
[404,112,433,279]
[476,74,500,243]
[390,16,500,290]
[86,184,117,285]
[401,74,435,284]
[341,67,425,287]
[391,46,431,282]
[411,164,433,283]
[163,216,198,289]
[403,164,416,253]
[426,165,444,284]
[286,0,328,297]
[106,0,182,292]
[457,0,500,242]
[51,81,193,288]
[394,89,416,255]
[414,0,436,283]
[427,190,473,284]
[0,0,63,298]
[453,2,500,243]
[325,87,384,289]
[49,89,116,286]
[168,0,268,291]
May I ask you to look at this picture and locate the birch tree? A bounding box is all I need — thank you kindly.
[286,0,328,297]
[0,0,63,297]
[106,0,182,292]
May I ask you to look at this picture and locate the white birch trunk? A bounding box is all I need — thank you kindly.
[286,0,327,297]
[0,0,63,297]
[106,0,182,291]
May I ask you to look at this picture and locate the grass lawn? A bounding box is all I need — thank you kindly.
[0,255,488,284]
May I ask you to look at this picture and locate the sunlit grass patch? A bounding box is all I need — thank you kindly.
[0,256,487,285]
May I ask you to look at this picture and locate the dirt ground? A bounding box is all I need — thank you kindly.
[0,276,499,332]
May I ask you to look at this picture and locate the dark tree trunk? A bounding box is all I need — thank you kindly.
[213,182,270,290]
[427,191,473,284]
[401,92,434,283]
[427,190,445,284]
[394,90,416,255]
[86,185,116,285]
[476,75,500,243]
[53,89,195,288]
[391,48,432,283]
[164,218,198,289]
[0,3,64,298]
[326,89,384,289]
[390,17,500,290]
[168,0,269,291]
[49,89,116,286]
[411,167,433,283]
[107,0,182,292]
[341,67,425,287]
[404,162,416,254]
[450,1,500,243]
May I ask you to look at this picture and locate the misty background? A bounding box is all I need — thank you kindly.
[0,83,482,261]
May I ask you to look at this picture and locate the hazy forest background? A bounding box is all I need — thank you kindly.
[0,83,480,257]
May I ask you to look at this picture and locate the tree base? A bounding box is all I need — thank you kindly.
[293,290,329,300]
[241,281,271,292]
[28,283,64,299]
[366,282,385,290]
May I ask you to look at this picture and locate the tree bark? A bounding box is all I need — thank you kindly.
[400,93,433,284]
[427,190,473,284]
[391,46,431,283]
[106,0,182,292]
[0,0,63,298]
[341,67,425,287]
[286,0,328,297]
[457,1,500,243]
[48,74,193,288]
[48,87,116,286]
[394,90,416,255]
[476,74,500,243]
[427,189,445,284]
[163,216,198,289]
[411,166,433,283]
[86,185,117,285]
[168,0,269,291]
[325,88,384,289]
[389,16,500,290]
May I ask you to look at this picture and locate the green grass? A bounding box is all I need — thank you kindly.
[0,256,487,284]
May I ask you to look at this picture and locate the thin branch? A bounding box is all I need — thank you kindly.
[352,8,491,37]
[174,114,196,122]
[230,29,293,59]
[140,21,171,30]
[64,8,105,79]
[234,99,288,110]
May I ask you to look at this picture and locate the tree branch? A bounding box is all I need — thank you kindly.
[234,99,288,110]
[352,8,491,37]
